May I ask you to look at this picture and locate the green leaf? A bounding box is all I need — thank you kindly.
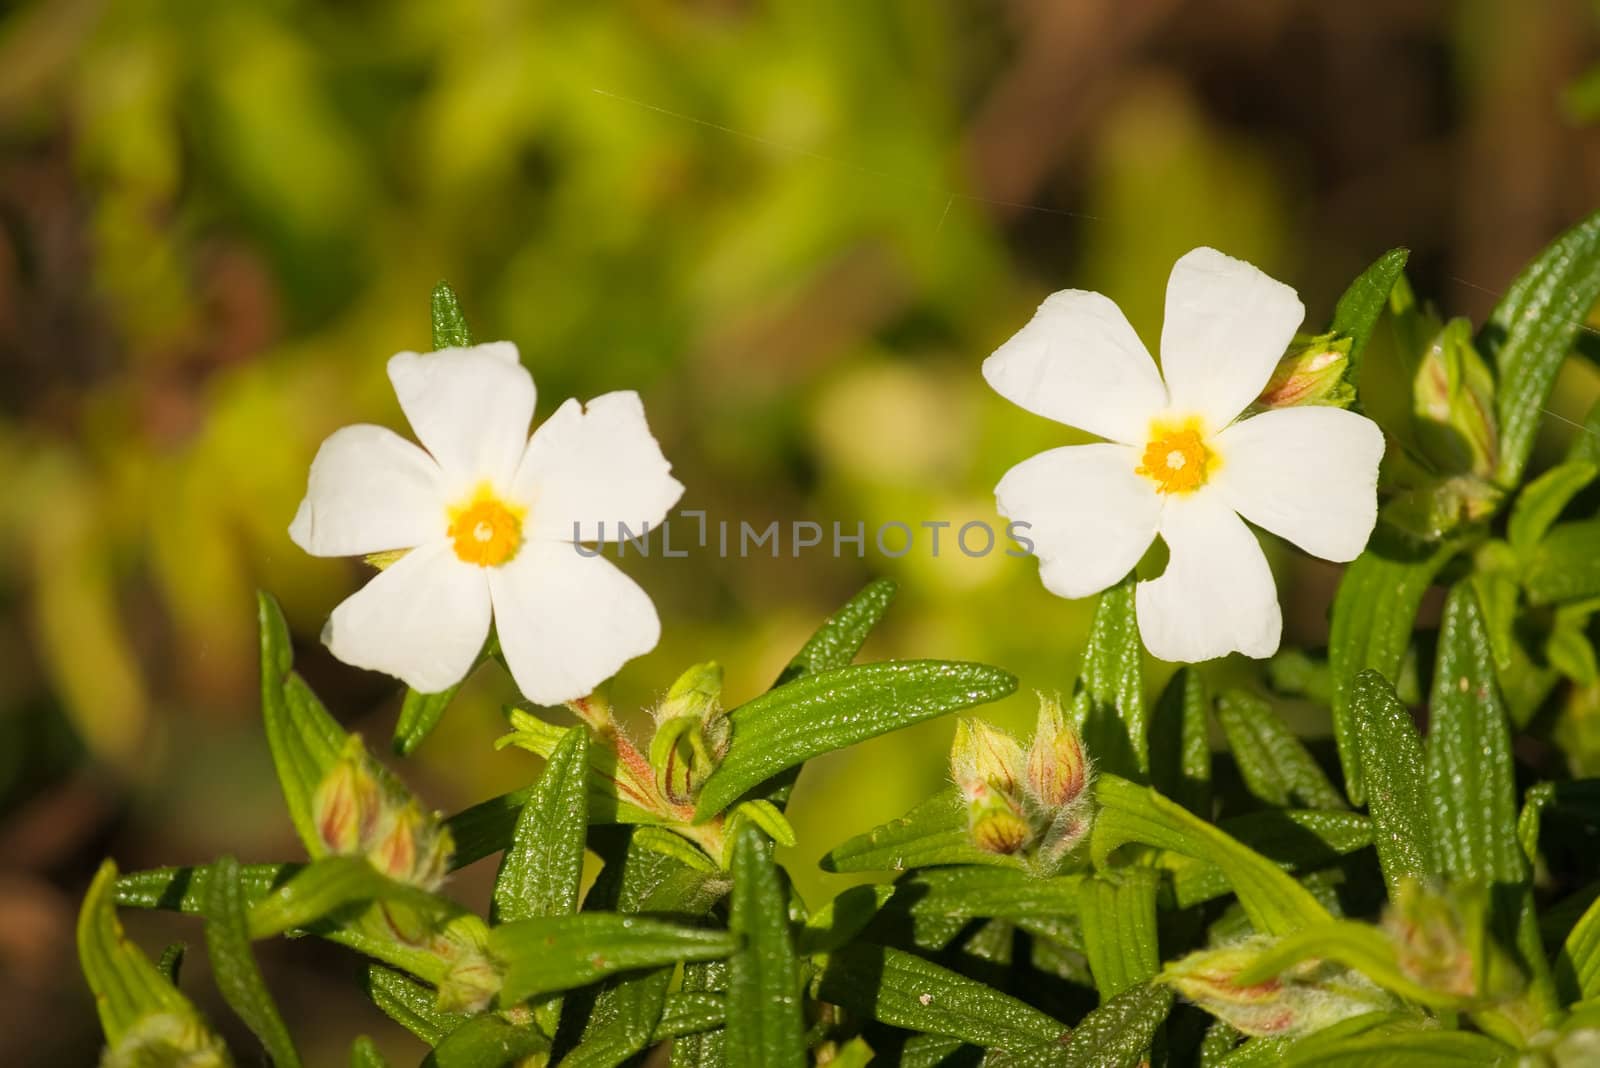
[774,577,897,686]
[493,728,589,925]
[1557,890,1600,1002]
[117,861,292,914]
[814,943,1068,1051]
[873,866,1081,952]
[245,857,449,940]
[1352,670,1440,895]
[1072,576,1147,779]
[1425,586,1526,889]
[351,1036,392,1068]
[1328,536,1457,804]
[431,281,473,350]
[1482,208,1600,485]
[423,1015,547,1068]
[1525,518,1600,605]
[1332,247,1410,384]
[797,884,896,956]
[204,855,301,1067]
[989,983,1173,1068]
[1092,775,1331,936]
[1168,810,1372,909]
[820,786,1022,873]
[363,965,468,1046]
[653,992,727,1041]
[1508,461,1599,554]
[1282,1028,1515,1067]
[1214,690,1345,810]
[1519,779,1600,867]
[489,914,736,1005]
[1077,870,1160,1002]
[258,592,348,855]
[1231,919,1460,1008]
[694,659,1016,819]
[1149,667,1211,815]
[156,942,185,984]
[77,861,220,1048]
[669,960,729,1068]
[394,684,460,757]
[725,828,804,1068]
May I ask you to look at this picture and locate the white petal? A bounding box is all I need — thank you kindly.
[513,392,685,543]
[1158,248,1304,430]
[289,425,444,557]
[1135,492,1281,662]
[387,342,535,490]
[1213,407,1386,562]
[995,443,1159,599]
[324,539,492,692]
[982,290,1167,445]
[488,541,661,704]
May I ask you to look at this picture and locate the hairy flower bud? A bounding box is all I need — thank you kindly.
[1024,695,1090,810]
[310,736,453,891]
[951,718,1026,801]
[1382,879,1476,999]
[1254,332,1353,410]
[966,785,1033,855]
[1162,937,1394,1038]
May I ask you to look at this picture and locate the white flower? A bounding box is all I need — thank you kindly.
[985,247,1385,662]
[289,342,684,703]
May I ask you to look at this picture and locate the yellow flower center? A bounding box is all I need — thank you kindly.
[447,485,525,567]
[1137,425,1212,494]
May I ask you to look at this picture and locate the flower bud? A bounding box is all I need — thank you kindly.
[437,948,505,1014]
[1025,696,1090,810]
[1382,879,1475,999]
[312,739,383,856]
[657,661,724,729]
[309,735,453,891]
[951,718,1026,801]
[1162,937,1394,1038]
[102,1012,231,1068]
[1034,806,1093,869]
[966,785,1033,855]
[1254,333,1353,410]
[1413,317,1498,478]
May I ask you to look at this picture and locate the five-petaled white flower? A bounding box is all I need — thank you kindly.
[289,342,683,703]
[985,248,1385,662]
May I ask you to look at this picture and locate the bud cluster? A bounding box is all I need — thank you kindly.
[950,695,1093,870]
[649,661,731,807]
[311,735,454,891]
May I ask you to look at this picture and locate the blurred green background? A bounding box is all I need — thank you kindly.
[3,0,1599,1061]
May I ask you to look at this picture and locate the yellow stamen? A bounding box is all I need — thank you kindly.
[1137,425,1212,494]
[447,485,525,567]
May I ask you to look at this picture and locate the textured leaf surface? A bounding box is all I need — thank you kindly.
[725,829,803,1067]
[259,593,347,855]
[1149,668,1211,815]
[1508,461,1598,553]
[247,856,447,939]
[774,577,897,686]
[1353,670,1439,894]
[1333,247,1410,383]
[204,855,300,1067]
[1073,577,1146,779]
[491,914,736,1005]
[1168,810,1372,908]
[363,966,468,1046]
[1524,518,1600,605]
[493,728,589,925]
[431,281,473,349]
[1077,870,1160,1001]
[423,1015,547,1068]
[1215,690,1345,810]
[695,659,1016,818]
[821,786,1021,873]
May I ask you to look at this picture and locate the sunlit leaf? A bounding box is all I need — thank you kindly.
[1332,247,1410,385]
[821,786,1021,873]
[1072,576,1146,780]
[1353,670,1439,895]
[1077,870,1160,1002]
[725,828,804,1067]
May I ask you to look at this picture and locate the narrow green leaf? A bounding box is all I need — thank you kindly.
[258,592,347,855]
[775,577,897,685]
[351,1036,392,1068]
[1328,536,1457,804]
[1168,810,1372,908]
[204,855,301,1067]
[796,884,895,956]
[1508,461,1598,553]
[1332,248,1410,384]
[156,943,185,984]
[1164,808,1376,908]
[889,866,1081,928]
[77,861,218,1047]
[726,828,804,1067]
[1077,870,1160,1002]
[652,992,726,1041]
[1483,208,1600,485]
[363,965,467,1046]
[820,786,1022,873]
[1214,690,1345,810]
[1557,891,1600,1002]
[989,983,1173,1068]
[246,856,448,939]
[1231,919,1461,1008]
[1091,775,1332,936]
[423,1015,547,1068]
[431,281,473,350]
[669,960,728,1068]
[489,915,736,1005]
[394,684,460,757]
[1282,1028,1515,1067]
[1520,779,1600,867]
[1425,586,1526,888]
[814,943,1068,1051]
[1353,670,1439,895]
[493,728,589,925]
[1073,576,1147,779]
[1525,518,1600,605]
[1149,667,1211,815]
[694,660,1017,820]
[117,862,292,914]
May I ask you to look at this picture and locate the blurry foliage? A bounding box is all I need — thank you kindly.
[2,0,1600,1061]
